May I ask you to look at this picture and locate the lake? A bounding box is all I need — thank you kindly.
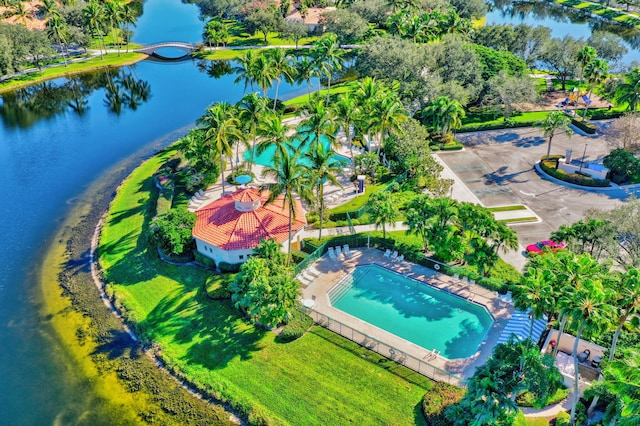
[0,1,313,423]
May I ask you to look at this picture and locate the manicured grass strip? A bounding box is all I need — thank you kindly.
[99,146,432,425]
[198,49,251,61]
[324,182,387,217]
[0,52,147,94]
[499,216,538,224]
[488,205,527,212]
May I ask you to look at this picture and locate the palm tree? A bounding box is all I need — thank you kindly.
[539,110,573,160]
[420,96,465,137]
[607,268,640,362]
[294,56,317,101]
[233,50,257,92]
[583,58,609,116]
[576,45,597,83]
[266,49,294,110]
[84,0,106,60]
[513,266,555,338]
[256,111,292,166]
[121,2,137,53]
[305,143,344,240]
[312,34,344,103]
[354,77,386,150]
[237,93,269,170]
[13,1,31,26]
[369,191,397,239]
[262,151,313,263]
[333,92,360,166]
[372,88,407,153]
[46,15,69,67]
[297,97,337,152]
[105,0,124,56]
[197,102,243,194]
[38,0,60,19]
[602,349,640,425]
[253,52,276,98]
[567,276,614,426]
[616,67,640,111]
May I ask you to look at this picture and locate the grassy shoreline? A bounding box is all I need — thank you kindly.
[0,52,148,94]
[98,145,432,425]
[37,148,234,425]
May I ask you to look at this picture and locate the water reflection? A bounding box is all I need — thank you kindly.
[0,68,152,128]
[487,0,640,64]
[195,59,234,78]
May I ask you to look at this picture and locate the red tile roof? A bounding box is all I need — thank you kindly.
[193,188,306,251]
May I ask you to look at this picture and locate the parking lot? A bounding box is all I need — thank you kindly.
[439,122,633,268]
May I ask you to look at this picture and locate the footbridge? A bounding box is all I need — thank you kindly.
[135,42,197,59]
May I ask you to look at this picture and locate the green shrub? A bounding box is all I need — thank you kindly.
[290,249,308,264]
[540,160,610,187]
[570,116,597,134]
[555,410,570,426]
[218,261,242,273]
[204,274,234,300]
[516,386,570,408]
[489,259,522,287]
[422,382,465,426]
[278,309,314,342]
[193,250,216,269]
[149,208,196,256]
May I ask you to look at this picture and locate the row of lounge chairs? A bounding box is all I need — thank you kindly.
[383,249,404,262]
[296,264,323,286]
[423,348,440,361]
[328,245,352,260]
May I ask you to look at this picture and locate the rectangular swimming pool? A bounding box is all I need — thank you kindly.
[328,264,494,359]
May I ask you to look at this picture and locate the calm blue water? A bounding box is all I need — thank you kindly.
[133,0,203,44]
[486,3,640,66]
[245,134,350,167]
[0,0,314,421]
[330,265,493,359]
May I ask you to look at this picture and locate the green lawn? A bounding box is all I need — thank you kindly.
[99,146,431,425]
[0,52,147,93]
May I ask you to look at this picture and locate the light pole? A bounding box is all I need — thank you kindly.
[579,143,588,173]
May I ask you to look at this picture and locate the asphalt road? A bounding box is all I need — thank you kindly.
[440,121,632,269]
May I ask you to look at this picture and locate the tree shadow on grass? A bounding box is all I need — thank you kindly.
[141,286,265,370]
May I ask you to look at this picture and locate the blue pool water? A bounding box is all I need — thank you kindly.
[329,265,494,359]
[244,135,350,167]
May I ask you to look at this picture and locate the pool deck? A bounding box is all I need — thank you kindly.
[301,248,514,382]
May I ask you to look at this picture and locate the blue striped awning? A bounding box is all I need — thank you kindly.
[496,310,547,345]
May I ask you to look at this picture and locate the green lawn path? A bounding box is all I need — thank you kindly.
[99,146,431,425]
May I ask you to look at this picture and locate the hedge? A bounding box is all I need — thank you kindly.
[569,116,597,134]
[540,159,610,187]
[278,309,314,342]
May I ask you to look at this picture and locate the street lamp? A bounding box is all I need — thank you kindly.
[579,143,588,173]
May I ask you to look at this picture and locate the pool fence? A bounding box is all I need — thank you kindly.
[305,308,465,387]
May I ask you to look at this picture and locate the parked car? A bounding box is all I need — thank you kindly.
[526,240,566,255]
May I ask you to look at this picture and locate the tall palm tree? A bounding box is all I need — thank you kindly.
[539,110,573,160]
[420,96,465,137]
[312,34,344,103]
[372,88,407,153]
[197,102,243,194]
[583,58,609,116]
[266,49,294,110]
[354,77,385,150]
[237,93,269,170]
[602,348,640,425]
[616,67,640,111]
[297,97,337,152]
[333,92,360,165]
[38,0,60,19]
[369,191,397,239]
[576,45,597,83]
[305,143,344,240]
[294,56,317,101]
[253,52,276,98]
[567,276,614,426]
[262,151,313,263]
[46,15,69,67]
[121,2,137,53]
[13,2,31,26]
[256,111,292,166]
[513,266,555,338]
[84,0,106,60]
[105,0,124,56]
[607,268,640,362]
[233,50,257,92]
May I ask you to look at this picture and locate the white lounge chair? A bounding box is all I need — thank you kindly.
[396,254,404,262]
[390,251,398,259]
[328,247,337,260]
[453,273,459,280]
[302,271,316,282]
[308,265,322,276]
[335,246,345,259]
[470,279,475,285]
[296,274,311,286]
[343,244,351,257]
[383,249,391,257]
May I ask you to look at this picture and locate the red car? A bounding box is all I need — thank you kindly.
[526,240,566,255]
